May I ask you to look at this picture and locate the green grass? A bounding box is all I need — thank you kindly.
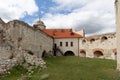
[1,56,120,80]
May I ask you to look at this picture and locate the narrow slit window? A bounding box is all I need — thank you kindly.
[66,42,68,47]
[71,42,73,47]
[60,42,62,47]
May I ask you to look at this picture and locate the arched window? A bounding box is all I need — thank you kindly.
[90,39,95,43]
[80,50,86,57]
[82,39,86,44]
[101,36,107,42]
[94,51,103,58]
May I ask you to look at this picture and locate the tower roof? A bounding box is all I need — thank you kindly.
[35,19,46,27]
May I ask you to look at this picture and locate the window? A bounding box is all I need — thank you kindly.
[90,39,95,43]
[71,42,73,47]
[82,39,86,44]
[66,42,68,47]
[101,36,107,42]
[60,42,62,47]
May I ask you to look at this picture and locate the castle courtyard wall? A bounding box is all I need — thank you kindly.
[0,19,53,73]
[80,33,116,60]
[6,20,53,57]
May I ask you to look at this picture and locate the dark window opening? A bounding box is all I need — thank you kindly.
[94,51,103,58]
[28,51,34,55]
[101,36,108,42]
[66,42,68,47]
[90,39,95,43]
[82,39,86,44]
[42,50,47,58]
[71,42,73,47]
[60,42,62,47]
[64,51,75,56]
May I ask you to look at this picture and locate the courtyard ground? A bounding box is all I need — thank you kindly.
[1,56,120,80]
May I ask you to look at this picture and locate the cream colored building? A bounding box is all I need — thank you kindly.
[43,29,83,56]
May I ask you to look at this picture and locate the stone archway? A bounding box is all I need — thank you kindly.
[80,50,86,57]
[113,49,117,60]
[42,50,47,58]
[64,51,75,56]
[94,51,104,58]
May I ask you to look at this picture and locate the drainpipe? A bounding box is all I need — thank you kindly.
[78,38,80,56]
[53,38,55,56]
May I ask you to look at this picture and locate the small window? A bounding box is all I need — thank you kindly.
[90,39,95,43]
[71,42,73,47]
[66,42,68,47]
[101,36,107,42]
[60,42,62,47]
[82,39,86,44]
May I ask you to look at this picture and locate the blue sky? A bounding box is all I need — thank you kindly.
[20,0,55,23]
[0,0,116,36]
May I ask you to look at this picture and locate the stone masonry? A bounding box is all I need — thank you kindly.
[115,0,120,70]
[0,18,53,74]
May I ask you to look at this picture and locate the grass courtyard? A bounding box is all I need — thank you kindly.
[1,56,120,80]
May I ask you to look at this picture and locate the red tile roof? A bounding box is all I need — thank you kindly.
[42,29,83,38]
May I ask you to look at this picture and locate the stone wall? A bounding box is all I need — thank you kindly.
[80,33,116,60]
[115,0,120,70]
[6,20,53,57]
[0,19,53,74]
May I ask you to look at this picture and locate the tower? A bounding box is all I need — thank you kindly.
[33,19,46,30]
[115,0,120,70]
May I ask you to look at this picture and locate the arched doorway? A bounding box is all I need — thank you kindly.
[64,51,75,56]
[113,49,117,60]
[94,51,104,58]
[80,50,86,57]
[42,50,47,58]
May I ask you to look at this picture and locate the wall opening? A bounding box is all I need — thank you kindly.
[90,38,95,43]
[42,50,47,58]
[114,52,117,60]
[94,51,103,58]
[80,50,86,57]
[101,36,107,42]
[64,51,75,56]
[27,51,34,55]
[82,39,86,44]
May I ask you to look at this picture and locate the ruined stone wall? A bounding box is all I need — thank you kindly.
[6,20,53,57]
[80,33,116,60]
[0,19,53,74]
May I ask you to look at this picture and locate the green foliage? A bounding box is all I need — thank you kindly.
[0,65,28,80]
[1,57,120,80]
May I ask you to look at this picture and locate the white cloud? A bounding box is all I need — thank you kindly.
[51,0,92,11]
[0,0,38,22]
[42,0,116,35]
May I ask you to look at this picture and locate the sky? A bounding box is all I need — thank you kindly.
[0,0,116,36]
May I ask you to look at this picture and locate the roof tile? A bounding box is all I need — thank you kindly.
[42,29,83,38]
